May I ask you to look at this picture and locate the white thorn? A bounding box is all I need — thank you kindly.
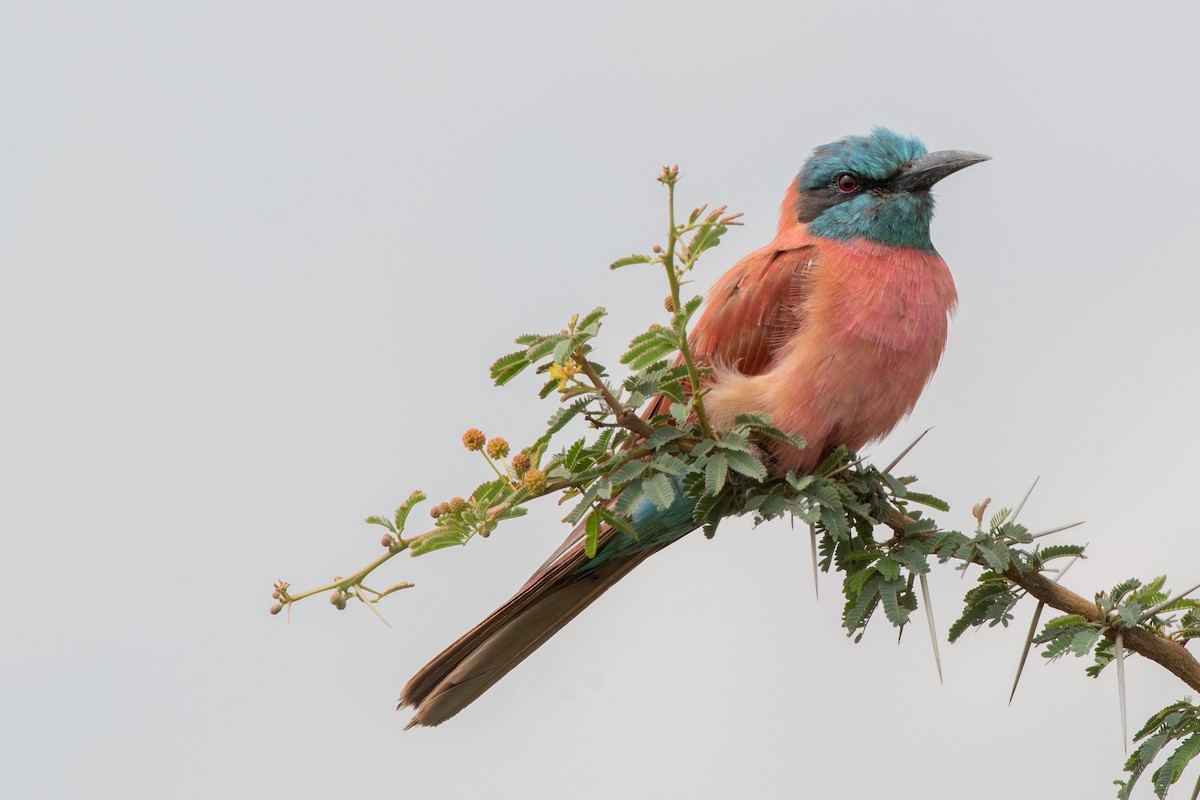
[809,524,820,601]
[1010,600,1045,705]
[1115,629,1127,754]
[1052,552,1084,583]
[1029,520,1086,540]
[883,427,933,474]
[353,585,394,629]
[824,454,867,478]
[1011,553,1083,703]
[919,572,943,684]
[1009,476,1040,524]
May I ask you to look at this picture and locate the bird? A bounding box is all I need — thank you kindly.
[400,128,988,727]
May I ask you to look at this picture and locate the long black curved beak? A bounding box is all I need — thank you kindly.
[891,150,990,192]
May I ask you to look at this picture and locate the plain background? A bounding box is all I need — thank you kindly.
[5,2,1200,798]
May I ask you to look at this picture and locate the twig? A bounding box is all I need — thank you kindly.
[574,353,656,439]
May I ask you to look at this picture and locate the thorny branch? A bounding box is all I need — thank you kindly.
[883,507,1200,693]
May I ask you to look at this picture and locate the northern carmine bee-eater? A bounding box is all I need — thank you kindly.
[401,128,988,727]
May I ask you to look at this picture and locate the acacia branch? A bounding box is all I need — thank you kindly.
[884,508,1200,693]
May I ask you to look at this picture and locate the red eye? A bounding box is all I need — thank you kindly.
[836,174,859,193]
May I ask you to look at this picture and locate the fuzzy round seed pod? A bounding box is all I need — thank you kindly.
[511,452,531,476]
[486,436,510,460]
[522,468,547,494]
[447,497,468,514]
[461,428,486,451]
[663,295,675,312]
[430,502,449,519]
[380,534,396,549]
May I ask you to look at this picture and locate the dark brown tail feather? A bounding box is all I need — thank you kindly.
[399,546,661,727]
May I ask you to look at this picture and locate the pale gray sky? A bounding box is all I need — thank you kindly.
[5,2,1200,798]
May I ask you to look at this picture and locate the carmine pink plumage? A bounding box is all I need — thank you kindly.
[695,198,957,475]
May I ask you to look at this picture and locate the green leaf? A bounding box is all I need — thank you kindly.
[525,333,567,362]
[409,529,466,556]
[1068,627,1102,657]
[563,437,587,469]
[576,306,607,334]
[1156,734,1200,798]
[844,573,883,633]
[1039,544,1087,563]
[610,254,654,269]
[889,545,930,575]
[750,425,806,450]
[490,349,531,385]
[817,446,852,474]
[564,483,600,524]
[584,511,600,558]
[705,452,728,496]
[786,473,813,492]
[733,411,773,426]
[547,398,590,434]
[643,473,677,511]
[724,449,767,481]
[365,515,396,533]
[622,331,680,370]
[688,221,728,261]
[608,459,648,486]
[392,490,427,533]
[1042,614,1090,630]
[613,480,646,516]
[879,579,910,626]
[903,491,949,512]
[715,430,754,452]
[876,556,902,582]
[599,507,639,542]
[552,336,575,366]
[975,539,1012,572]
[651,452,690,477]
[646,426,687,449]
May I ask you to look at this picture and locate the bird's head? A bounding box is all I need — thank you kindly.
[793,128,988,252]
